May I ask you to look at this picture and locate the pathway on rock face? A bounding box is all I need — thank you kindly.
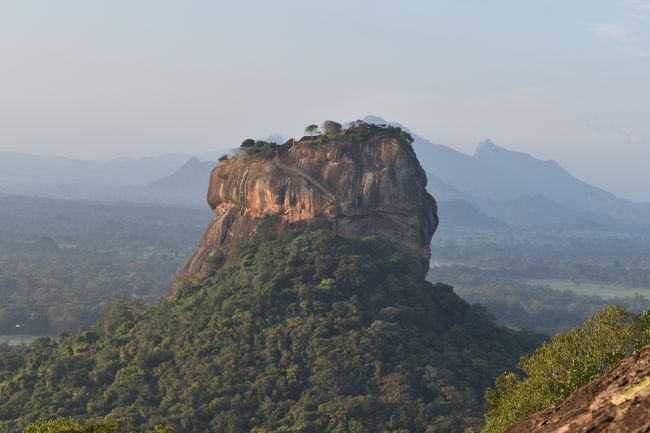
[176,128,438,287]
[273,161,337,203]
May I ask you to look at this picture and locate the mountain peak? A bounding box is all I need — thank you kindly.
[473,139,557,167]
[183,156,201,167]
[474,139,507,157]
[362,115,389,125]
[260,134,287,144]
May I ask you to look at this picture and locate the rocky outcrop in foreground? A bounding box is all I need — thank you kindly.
[505,344,650,433]
[174,126,438,290]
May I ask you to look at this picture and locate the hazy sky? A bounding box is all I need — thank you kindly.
[1,1,649,201]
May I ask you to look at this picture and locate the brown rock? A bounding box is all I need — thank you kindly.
[505,344,650,433]
[173,130,438,292]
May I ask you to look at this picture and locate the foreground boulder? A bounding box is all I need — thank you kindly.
[505,344,650,433]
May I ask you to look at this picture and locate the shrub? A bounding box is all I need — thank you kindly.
[321,120,342,135]
[239,140,275,160]
[482,306,650,433]
[304,124,319,136]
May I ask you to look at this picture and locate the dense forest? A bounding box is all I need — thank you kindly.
[0,240,181,332]
[0,225,543,433]
[15,306,649,433]
[428,225,650,334]
[2,194,650,432]
[22,417,174,433]
[429,265,650,334]
[431,227,650,269]
[0,195,210,333]
[4,187,650,338]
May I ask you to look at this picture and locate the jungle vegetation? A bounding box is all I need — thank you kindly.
[0,225,542,433]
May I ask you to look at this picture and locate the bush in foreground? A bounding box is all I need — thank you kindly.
[482,306,650,433]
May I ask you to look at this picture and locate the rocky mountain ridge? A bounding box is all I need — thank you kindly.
[175,126,438,289]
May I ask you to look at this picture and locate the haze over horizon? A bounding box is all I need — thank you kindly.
[1,1,649,201]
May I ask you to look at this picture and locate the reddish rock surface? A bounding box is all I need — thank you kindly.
[174,130,438,290]
[505,344,650,433]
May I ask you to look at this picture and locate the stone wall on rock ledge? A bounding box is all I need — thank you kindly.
[173,129,438,292]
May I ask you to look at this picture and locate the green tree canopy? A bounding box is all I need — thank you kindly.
[240,138,256,148]
[0,227,541,433]
[238,139,275,159]
[321,120,342,135]
[304,124,319,136]
[482,306,650,433]
[23,417,173,433]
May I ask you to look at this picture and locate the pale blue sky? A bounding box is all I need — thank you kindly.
[1,1,649,200]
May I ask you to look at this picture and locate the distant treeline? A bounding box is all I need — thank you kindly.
[0,196,210,334]
[429,264,650,335]
[436,262,650,290]
[432,230,650,269]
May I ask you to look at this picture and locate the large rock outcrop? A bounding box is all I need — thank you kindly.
[505,344,650,433]
[174,127,438,290]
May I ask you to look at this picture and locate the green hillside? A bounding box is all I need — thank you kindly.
[0,224,542,433]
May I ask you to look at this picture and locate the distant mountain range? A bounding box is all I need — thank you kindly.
[1,120,648,230]
[0,151,190,186]
[145,157,216,206]
[436,199,512,231]
[362,116,650,231]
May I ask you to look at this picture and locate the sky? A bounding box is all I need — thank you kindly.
[1,1,649,201]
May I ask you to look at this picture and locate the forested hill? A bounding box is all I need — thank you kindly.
[0,227,543,433]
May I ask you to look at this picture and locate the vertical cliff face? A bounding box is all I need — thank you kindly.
[174,127,438,290]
